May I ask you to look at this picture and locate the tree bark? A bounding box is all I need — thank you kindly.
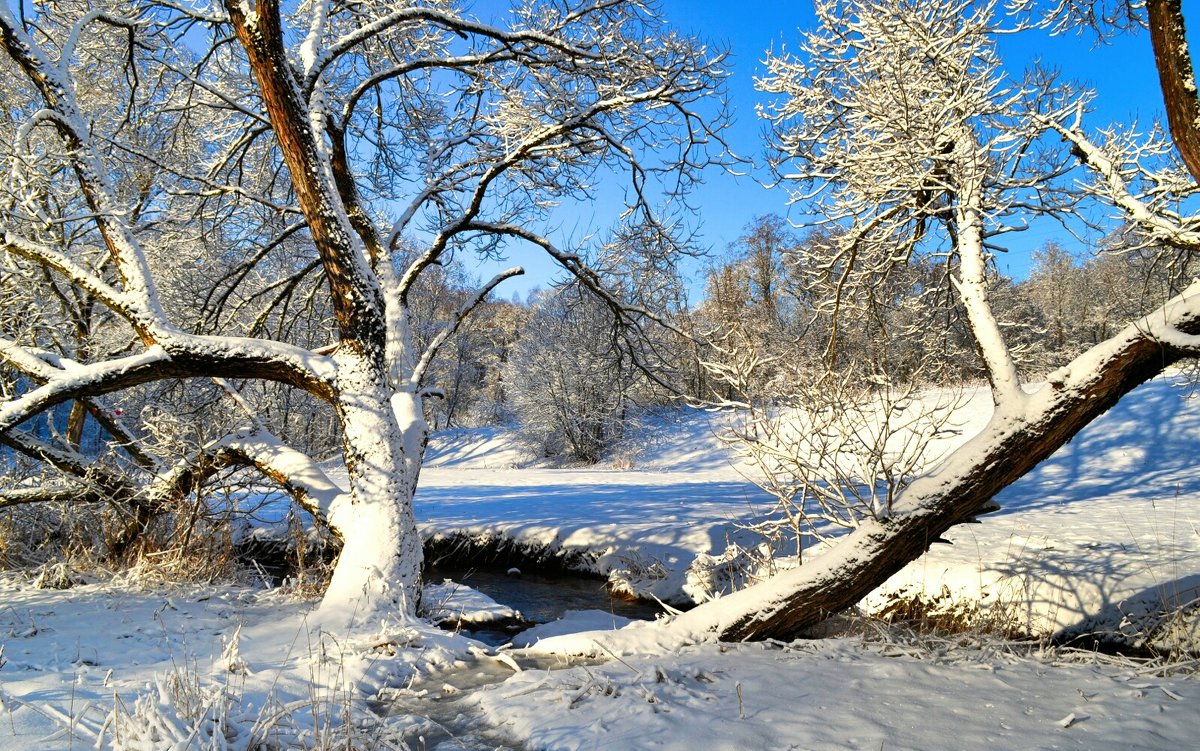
[65,401,87,448]
[1148,0,1200,183]
[224,0,386,350]
[669,292,1200,641]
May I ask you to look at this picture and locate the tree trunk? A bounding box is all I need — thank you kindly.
[668,291,1200,641]
[316,353,425,631]
[1148,0,1200,183]
[65,401,87,448]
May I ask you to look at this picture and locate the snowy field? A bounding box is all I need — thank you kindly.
[2,376,1199,749]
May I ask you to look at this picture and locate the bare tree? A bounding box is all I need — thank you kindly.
[0,0,726,630]
[1025,241,1089,354]
[507,287,631,463]
[670,0,1200,642]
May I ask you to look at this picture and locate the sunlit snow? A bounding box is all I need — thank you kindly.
[1,376,1198,749]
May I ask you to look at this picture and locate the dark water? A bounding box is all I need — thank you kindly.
[383,568,663,746]
[426,565,665,643]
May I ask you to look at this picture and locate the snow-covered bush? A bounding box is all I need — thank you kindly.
[709,354,966,562]
[0,498,106,570]
[105,671,243,750]
[682,543,783,604]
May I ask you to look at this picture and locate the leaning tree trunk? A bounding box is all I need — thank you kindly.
[1149,0,1200,183]
[316,352,425,631]
[668,289,1200,642]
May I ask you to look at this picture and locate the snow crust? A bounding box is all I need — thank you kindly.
[424,579,521,625]
[510,609,635,648]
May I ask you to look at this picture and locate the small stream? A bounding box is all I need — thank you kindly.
[425,564,666,645]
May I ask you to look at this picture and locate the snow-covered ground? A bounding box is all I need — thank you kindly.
[476,639,1198,750]
[1,376,1198,749]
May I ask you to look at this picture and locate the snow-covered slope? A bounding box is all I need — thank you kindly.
[883,375,1200,646]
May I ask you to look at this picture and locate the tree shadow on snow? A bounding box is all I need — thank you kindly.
[992,378,1200,515]
[414,479,776,557]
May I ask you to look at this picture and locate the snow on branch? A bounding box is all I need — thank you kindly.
[0,483,103,509]
[220,428,344,526]
[1,230,130,323]
[0,8,168,321]
[1040,113,1200,251]
[952,186,1025,407]
[1145,324,1200,352]
[1138,278,1200,353]
[0,337,79,381]
[0,428,112,486]
[0,347,170,434]
[301,5,604,93]
[298,0,331,76]
[0,428,153,516]
[60,10,138,80]
[0,340,336,437]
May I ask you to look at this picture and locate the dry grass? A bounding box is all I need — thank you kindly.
[872,584,1029,641]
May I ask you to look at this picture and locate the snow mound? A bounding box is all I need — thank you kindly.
[423,579,522,625]
[511,609,635,648]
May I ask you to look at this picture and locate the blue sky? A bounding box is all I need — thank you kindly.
[468,1,1177,296]
[659,1,1168,283]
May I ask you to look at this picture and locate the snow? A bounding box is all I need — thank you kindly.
[414,376,1200,651]
[868,375,1200,647]
[425,425,539,469]
[416,464,771,604]
[472,639,1200,751]
[0,577,310,747]
[424,579,521,625]
[2,375,1199,749]
[510,610,635,648]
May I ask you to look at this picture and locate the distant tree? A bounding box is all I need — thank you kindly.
[1024,241,1089,355]
[400,258,518,431]
[507,287,637,463]
[463,299,529,427]
[701,216,797,336]
[696,215,808,401]
[1018,236,1200,362]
